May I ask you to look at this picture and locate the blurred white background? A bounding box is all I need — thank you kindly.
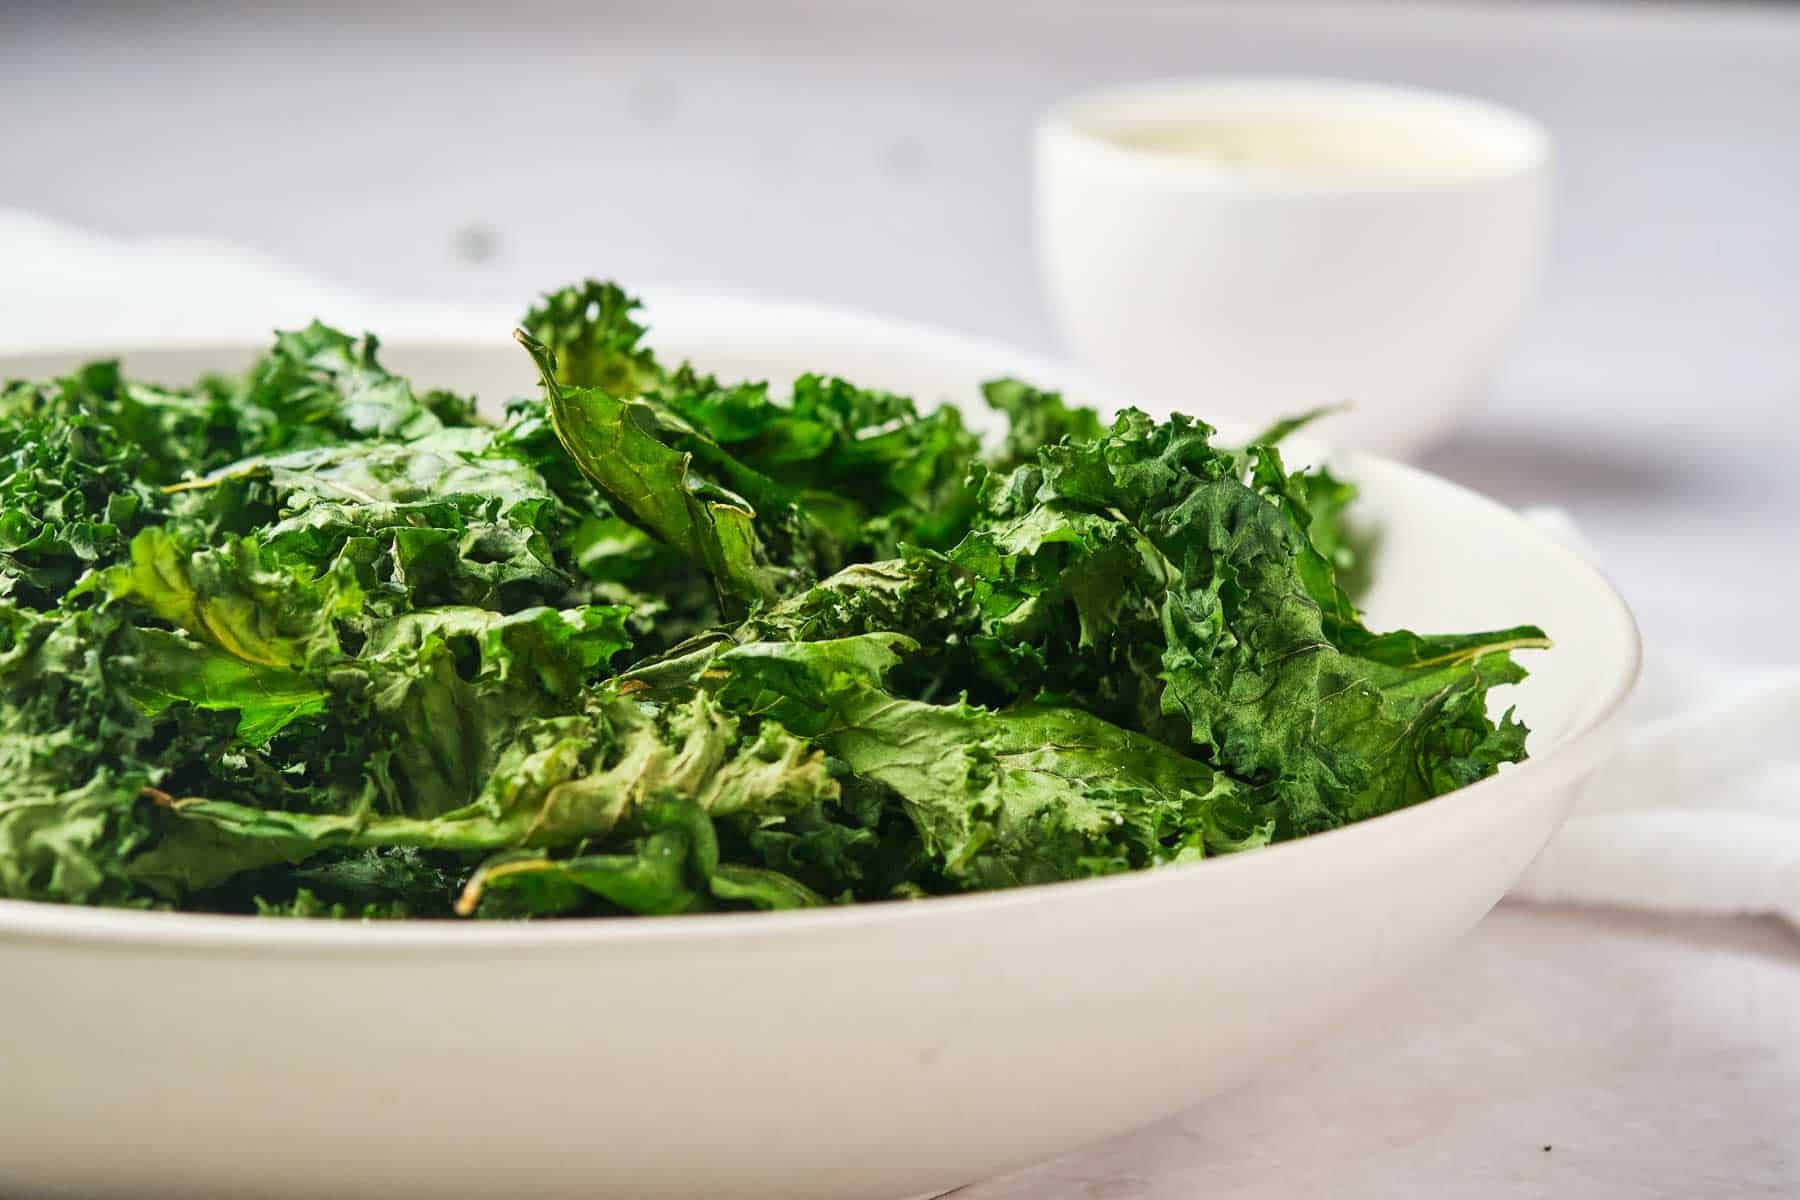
[5,5,1798,1197]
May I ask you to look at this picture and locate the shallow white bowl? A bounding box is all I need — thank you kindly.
[1036,77,1550,457]
[0,294,1637,1200]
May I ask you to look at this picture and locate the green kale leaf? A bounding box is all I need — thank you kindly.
[0,279,1547,918]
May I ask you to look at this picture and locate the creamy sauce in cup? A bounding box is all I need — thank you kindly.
[1107,114,1500,178]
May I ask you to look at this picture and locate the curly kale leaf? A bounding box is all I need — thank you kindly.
[709,633,1274,886]
[215,322,478,455]
[655,372,985,558]
[0,601,244,904]
[0,325,484,611]
[130,689,838,910]
[520,280,672,401]
[1,364,181,606]
[982,377,1105,472]
[520,281,1051,563]
[637,407,1546,846]
[0,279,1547,919]
[93,524,632,812]
[951,411,1547,835]
[517,327,822,608]
[462,798,827,918]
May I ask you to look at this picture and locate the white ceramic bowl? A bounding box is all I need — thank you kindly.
[1036,77,1550,457]
[0,294,1635,1200]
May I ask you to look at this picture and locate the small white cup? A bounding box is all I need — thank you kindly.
[1035,77,1550,455]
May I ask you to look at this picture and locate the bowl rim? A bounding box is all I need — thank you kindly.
[0,294,1640,952]
[1037,75,1551,193]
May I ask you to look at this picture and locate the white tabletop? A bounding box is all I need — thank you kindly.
[6,2,1798,1195]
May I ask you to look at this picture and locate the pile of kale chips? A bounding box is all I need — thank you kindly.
[0,282,1548,918]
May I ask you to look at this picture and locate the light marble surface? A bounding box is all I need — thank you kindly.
[5,2,1798,1196]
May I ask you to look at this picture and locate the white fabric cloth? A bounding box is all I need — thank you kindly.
[1510,510,1800,926]
[5,212,1796,927]
[0,210,479,352]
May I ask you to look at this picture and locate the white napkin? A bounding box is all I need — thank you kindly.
[1508,510,1800,926]
[6,213,1797,927]
[0,210,484,353]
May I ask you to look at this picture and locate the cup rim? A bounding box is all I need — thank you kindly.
[1038,76,1550,192]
